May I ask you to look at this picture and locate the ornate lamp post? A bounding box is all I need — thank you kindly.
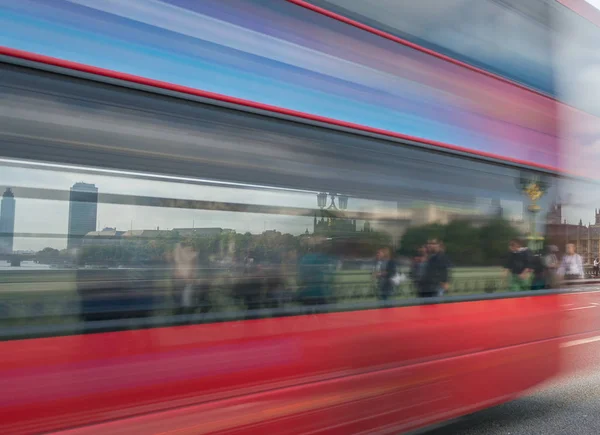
[517,174,549,251]
[317,192,328,209]
[315,193,351,234]
[317,192,347,211]
[338,194,348,211]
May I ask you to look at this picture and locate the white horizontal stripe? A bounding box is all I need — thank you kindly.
[561,335,600,348]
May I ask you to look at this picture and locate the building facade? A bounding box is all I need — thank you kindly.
[67,182,98,250]
[82,227,125,246]
[546,204,600,264]
[0,188,16,254]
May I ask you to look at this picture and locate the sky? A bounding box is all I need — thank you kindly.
[1,0,600,251]
[585,0,600,9]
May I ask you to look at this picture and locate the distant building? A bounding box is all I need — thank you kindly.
[313,211,357,235]
[0,188,16,254]
[67,183,98,250]
[546,204,600,264]
[103,227,234,242]
[121,229,169,240]
[82,227,125,246]
[173,227,233,238]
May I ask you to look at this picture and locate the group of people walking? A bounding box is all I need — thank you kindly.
[375,238,592,302]
[374,238,451,300]
[505,239,585,291]
[167,237,595,318]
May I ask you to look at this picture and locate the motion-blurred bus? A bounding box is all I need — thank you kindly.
[1,0,600,434]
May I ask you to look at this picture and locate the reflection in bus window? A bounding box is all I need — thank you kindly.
[0,155,557,334]
[0,65,562,337]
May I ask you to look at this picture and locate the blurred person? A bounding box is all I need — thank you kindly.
[232,250,264,313]
[420,239,450,298]
[558,243,584,281]
[374,247,398,302]
[372,247,383,296]
[543,245,560,288]
[373,248,383,278]
[263,260,288,309]
[594,257,599,277]
[504,239,532,291]
[410,246,428,296]
[530,250,547,290]
[172,242,210,316]
[296,237,333,308]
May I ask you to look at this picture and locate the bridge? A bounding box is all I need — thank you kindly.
[0,253,39,267]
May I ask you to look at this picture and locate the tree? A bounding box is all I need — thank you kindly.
[444,220,483,266]
[479,218,520,266]
[36,247,61,264]
[399,218,521,266]
[398,223,445,257]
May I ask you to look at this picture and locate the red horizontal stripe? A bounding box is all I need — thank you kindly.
[0,45,559,172]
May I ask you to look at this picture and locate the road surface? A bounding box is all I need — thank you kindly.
[428,367,600,434]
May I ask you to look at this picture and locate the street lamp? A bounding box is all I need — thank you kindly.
[316,192,349,210]
[517,174,549,251]
[317,192,328,209]
[315,193,352,234]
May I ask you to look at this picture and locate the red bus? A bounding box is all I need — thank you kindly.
[1,1,600,434]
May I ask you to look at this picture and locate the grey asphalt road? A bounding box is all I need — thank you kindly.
[427,366,600,435]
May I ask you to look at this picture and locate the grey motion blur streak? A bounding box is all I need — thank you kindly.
[0,62,539,205]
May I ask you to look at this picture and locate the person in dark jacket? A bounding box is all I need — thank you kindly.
[420,239,450,297]
[504,239,533,291]
[530,252,547,290]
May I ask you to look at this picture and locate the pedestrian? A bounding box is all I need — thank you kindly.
[558,243,584,281]
[420,239,450,298]
[410,246,427,296]
[296,237,333,309]
[530,251,546,290]
[374,247,397,302]
[504,239,533,291]
[543,245,559,288]
[172,242,204,316]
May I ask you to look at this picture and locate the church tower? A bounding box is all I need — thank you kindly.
[546,203,562,225]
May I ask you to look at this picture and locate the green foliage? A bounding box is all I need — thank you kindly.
[479,218,521,265]
[399,218,520,266]
[327,231,392,258]
[35,247,62,264]
[397,223,444,257]
[444,220,483,265]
